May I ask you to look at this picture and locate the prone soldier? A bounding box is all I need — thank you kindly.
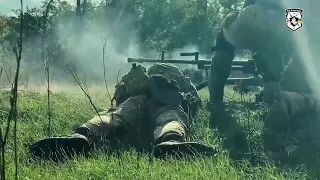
[30,63,216,161]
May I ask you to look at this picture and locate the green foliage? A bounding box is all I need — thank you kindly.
[0,0,250,86]
[0,0,244,66]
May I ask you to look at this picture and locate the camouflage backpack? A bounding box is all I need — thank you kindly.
[147,63,201,118]
[121,63,150,97]
[114,63,201,118]
[147,63,198,94]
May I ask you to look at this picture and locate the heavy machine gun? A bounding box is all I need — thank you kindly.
[127,50,260,91]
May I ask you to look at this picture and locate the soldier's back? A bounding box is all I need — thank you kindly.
[223,2,319,94]
[223,4,293,54]
[147,63,197,94]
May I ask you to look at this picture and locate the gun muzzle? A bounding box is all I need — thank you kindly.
[180,52,199,56]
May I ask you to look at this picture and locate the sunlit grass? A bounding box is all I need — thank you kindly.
[0,85,311,179]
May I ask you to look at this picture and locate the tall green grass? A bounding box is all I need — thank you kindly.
[0,86,311,179]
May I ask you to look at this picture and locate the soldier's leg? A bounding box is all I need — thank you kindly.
[151,105,216,158]
[30,95,148,161]
[209,29,235,105]
[153,106,189,144]
[208,12,238,128]
[209,4,286,104]
[262,83,320,163]
[75,95,148,146]
[145,75,215,158]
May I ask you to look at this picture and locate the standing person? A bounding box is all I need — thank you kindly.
[209,0,296,109]
[209,0,320,165]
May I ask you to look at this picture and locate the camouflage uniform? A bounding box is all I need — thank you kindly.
[209,0,295,105]
[261,82,320,164]
[77,63,201,148]
[30,63,215,161]
[209,0,320,164]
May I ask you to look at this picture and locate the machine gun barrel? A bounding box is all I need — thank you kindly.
[127,58,255,74]
[180,52,199,56]
[127,56,259,91]
[127,58,210,65]
[127,57,253,66]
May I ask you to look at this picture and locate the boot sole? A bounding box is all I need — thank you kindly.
[153,142,217,159]
[29,137,90,162]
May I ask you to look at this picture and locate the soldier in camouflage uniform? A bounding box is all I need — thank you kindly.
[209,0,296,106]
[30,63,216,161]
[209,0,320,164]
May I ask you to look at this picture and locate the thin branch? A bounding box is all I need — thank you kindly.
[0,3,25,180]
[15,0,23,177]
[41,0,54,138]
[65,64,103,122]
[0,4,23,179]
[44,59,52,137]
[0,66,4,180]
[1,56,13,86]
[0,67,3,81]
[107,68,124,112]
[43,0,54,21]
[116,68,123,85]
[101,37,112,102]
[9,0,24,179]
[100,0,128,115]
[0,130,3,180]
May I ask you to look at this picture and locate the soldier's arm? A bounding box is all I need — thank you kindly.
[208,12,238,104]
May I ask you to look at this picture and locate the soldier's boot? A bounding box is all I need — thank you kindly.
[29,127,91,162]
[153,132,217,158]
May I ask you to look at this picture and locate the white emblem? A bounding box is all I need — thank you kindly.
[286,8,303,31]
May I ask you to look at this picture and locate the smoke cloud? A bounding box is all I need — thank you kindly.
[2,1,216,90]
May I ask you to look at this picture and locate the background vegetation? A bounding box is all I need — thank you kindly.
[0,0,246,85]
[0,0,317,179]
[0,87,312,179]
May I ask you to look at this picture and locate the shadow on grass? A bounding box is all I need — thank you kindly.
[208,99,269,164]
[208,99,320,179]
[210,103,249,161]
